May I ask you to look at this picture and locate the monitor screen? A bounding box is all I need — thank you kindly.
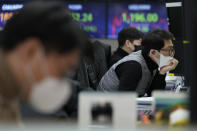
[108,2,169,38]
[66,2,106,38]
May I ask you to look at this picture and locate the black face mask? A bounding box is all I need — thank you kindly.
[134,45,143,52]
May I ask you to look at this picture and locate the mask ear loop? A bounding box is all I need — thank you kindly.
[21,64,35,101]
[155,50,160,55]
[151,50,161,70]
[40,48,51,78]
[21,48,48,101]
[156,50,163,71]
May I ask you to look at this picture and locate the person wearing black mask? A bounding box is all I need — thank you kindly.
[109,27,144,67]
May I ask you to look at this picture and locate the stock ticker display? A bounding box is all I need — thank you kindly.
[0,12,13,28]
[0,4,23,29]
[108,3,169,38]
[66,2,106,38]
[0,2,169,39]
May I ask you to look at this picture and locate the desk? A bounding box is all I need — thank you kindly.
[0,121,196,131]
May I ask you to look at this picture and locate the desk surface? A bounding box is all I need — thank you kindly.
[0,121,196,131]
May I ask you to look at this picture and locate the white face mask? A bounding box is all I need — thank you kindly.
[29,77,71,114]
[24,50,71,114]
[154,51,173,69]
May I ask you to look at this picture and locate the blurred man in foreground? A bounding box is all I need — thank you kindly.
[0,1,87,122]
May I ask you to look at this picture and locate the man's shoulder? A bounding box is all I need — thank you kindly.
[109,53,122,67]
[116,60,142,74]
[119,60,142,69]
[111,53,122,61]
[115,60,142,79]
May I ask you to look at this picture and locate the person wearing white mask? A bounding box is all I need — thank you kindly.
[0,1,87,123]
[98,29,178,97]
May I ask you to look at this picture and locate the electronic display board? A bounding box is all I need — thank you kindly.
[108,3,169,38]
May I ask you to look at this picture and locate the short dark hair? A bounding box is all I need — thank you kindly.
[0,1,87,54]
[142,28,174,53]
[118,27,144,47]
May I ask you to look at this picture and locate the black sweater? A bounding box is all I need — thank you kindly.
[115,50,166,96]
[109,48,129,67]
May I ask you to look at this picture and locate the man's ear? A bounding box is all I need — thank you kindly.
[125,40,132,47]
[19,38,42,63]
[149,49,156,57]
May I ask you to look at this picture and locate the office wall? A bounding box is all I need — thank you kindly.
[93,38,118,53]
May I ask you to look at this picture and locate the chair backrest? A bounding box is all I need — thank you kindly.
[93,40,111,69]
[69,40,112,90]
